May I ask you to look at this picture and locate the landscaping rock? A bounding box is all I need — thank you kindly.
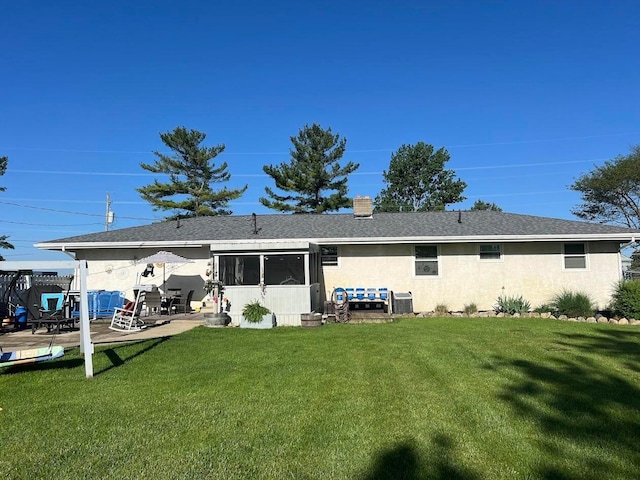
[618,318,629,325]
[541,312,552,319]
[597,316,609,323]
[610,318,619,324]
[586,317,597,323]
[630,319,640,325]
[558,315,568,321]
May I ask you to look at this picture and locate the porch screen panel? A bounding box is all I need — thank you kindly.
[219,256,260,285]
[309,251,318,284]
[265,254,304,285]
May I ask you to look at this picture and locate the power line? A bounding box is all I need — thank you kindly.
[2,197,149,205]
[4,157,607,178]
[455,158,606,171]
[0,219,104,227]
[1,131,638,155]
[0,200,154,220]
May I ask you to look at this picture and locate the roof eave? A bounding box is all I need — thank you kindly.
[313,233,639,245]
[35,240,205,251]
[36,232,638,252]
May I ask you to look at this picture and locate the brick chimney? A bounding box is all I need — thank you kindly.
[353,196,373,218]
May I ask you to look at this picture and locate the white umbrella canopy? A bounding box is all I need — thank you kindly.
[137,251,193,292]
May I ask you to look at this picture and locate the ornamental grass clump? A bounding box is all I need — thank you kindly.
[495,295,530,315]
[550,290,595,318]
[434,304,449,316]
[610,280,640,319]
[464,303,478,315]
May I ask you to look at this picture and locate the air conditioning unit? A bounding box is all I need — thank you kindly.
[392,292,413,314]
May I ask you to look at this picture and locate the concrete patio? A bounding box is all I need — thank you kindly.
[0,312,206,351]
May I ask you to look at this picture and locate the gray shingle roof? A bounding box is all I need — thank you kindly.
[38,211,640,246]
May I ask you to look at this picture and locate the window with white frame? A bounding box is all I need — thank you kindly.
[479,243,502,260]
[415,245,439,276]
[321,246,338,267]
[564,243,586,269]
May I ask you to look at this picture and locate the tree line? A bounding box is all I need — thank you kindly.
[1,131,639,269]
[136,124,500,219]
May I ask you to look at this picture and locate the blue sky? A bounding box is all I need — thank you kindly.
[1,0,639,261]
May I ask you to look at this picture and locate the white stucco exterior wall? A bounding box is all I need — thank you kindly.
[73,247,210,305]
[321,241,623,312]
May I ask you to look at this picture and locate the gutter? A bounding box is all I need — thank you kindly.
[35,233,640,251]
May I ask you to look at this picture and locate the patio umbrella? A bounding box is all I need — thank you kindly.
[165,274,205,294]
[137,251,193,292]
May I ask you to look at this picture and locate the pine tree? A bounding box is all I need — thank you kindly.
[470,200,502,211]
[260,123,359,213]
[137,127,247,219]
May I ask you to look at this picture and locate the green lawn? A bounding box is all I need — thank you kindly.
[1,318,640,479]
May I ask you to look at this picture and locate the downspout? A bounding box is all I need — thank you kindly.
[61,246,79,289]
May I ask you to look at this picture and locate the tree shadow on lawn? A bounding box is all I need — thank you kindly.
[488,330,640,479]
[360,434,480,480]
[554,329,640,374]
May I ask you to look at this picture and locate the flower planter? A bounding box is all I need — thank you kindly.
[301,313,322,328]
[240,313,276,329]
[203,312,231,327]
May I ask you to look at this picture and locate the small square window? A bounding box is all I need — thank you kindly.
[564,243,587,269]
[415,245,438,276]
[321,246,338,267]
[479,244,502,260]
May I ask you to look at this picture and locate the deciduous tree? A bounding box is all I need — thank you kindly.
[571,145,640,229]
[374,142,466,212]
[260,123,359,213]
[137,127,247,219]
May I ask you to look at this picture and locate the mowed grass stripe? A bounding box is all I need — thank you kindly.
[1,318,639,479]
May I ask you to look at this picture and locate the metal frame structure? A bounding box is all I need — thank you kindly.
[0,260,93,378]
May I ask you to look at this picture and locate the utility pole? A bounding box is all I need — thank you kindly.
[105,193,114,231]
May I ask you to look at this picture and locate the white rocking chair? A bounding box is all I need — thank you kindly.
[109,291,147,333]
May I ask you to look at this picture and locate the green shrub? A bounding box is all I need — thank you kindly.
[464,303,478,315]
[550,290,594,317]
[434,304,448,316]
[534,304,554,314]
[495,295,531,315]
[610,280,640,319]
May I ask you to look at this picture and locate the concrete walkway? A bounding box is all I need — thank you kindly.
[0,313,206,351]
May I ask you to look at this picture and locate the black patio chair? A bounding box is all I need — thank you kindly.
[171,289,194,314]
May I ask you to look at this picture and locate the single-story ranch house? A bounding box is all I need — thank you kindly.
[36,198,640,326]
